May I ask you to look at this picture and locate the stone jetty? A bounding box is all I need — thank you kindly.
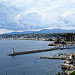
[8,47,59,56]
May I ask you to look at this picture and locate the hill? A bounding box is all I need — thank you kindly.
[5,28,75,34]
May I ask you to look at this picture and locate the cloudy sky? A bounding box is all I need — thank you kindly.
[0,0,75,34]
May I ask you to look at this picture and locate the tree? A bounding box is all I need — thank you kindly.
[69,71,75,75]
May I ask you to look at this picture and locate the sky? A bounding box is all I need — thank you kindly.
[0,0,75,34]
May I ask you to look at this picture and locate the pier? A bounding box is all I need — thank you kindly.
[8,44,75,56]
[40,56,67,60]
[41,53,75,75]
[40,53,73,60]
[8,47,59,56]
[40,53,75,75]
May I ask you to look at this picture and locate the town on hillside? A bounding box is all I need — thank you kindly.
[0,33,75,42]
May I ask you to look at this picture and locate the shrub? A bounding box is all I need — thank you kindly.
[69,71,75,75]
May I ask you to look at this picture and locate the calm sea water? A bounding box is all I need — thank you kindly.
[0,40,75,75]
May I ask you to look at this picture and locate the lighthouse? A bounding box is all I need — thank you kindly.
[12,48,14,54]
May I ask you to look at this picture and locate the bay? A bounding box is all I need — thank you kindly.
[0,40,75,75]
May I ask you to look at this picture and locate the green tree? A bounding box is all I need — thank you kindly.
[69,71,75,75]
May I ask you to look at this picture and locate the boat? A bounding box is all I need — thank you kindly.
[61,63,74,70]
[63,60,70,64]
[60,46,67,50]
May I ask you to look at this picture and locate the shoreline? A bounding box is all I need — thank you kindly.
[0,39,54,42]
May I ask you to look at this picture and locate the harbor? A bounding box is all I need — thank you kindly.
[7,33,75,75]
[8,44,75,56]
[40,53,75,75]
[0,40,75,75]
[8,43,75,74]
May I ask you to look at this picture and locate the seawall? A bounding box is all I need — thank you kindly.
[8,47,59,56]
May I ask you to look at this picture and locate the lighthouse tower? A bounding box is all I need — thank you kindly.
[12,48,14,54]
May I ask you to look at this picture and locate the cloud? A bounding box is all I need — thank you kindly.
[19,12,43,27]
[0,29,14,34]
[0,0,75,33]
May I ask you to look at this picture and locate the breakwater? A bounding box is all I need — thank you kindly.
[40,53,75,75]
[8,47,59,56]
[40,53,74,60]
[40,56,67,60]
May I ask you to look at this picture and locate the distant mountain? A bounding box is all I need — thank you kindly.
[5,28,75,34]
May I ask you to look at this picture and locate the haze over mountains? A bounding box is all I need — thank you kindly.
[6,28,75,34]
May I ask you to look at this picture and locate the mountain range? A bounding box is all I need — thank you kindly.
[5,28,75,34]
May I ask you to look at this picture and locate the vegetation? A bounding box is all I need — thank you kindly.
[0,33,75,42]
[69,71,75,75]
[60,33,75,41]
[0,33,63,39]
[54,33,75,44]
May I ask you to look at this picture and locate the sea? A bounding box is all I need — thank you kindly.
[0,40,75,75]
